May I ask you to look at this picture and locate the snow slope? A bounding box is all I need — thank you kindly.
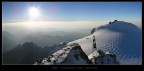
[68,21,142,65]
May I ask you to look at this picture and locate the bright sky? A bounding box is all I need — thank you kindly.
[2,2,142,22]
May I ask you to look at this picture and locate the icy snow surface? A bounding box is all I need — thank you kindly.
[68,21,142,65]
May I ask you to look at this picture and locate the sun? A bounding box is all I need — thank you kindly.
[28,6,40,18]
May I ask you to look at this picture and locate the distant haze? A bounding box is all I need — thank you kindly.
[2,20,141,33]
[2,21,109,51]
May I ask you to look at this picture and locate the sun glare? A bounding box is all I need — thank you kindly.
[28,6,40,18]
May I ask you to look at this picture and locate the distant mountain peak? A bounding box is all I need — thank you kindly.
[22,42,39,48]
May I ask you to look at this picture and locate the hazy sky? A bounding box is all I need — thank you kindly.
[2,2,142,48]
[2,2,142,22]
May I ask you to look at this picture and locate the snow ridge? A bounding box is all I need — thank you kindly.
[34,43,92,65]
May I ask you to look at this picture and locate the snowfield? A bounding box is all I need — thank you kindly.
[69,21,142,65]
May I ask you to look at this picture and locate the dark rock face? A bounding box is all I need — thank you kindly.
[62,43,93,64]
[94,50,119,64]
[91,28,96,34]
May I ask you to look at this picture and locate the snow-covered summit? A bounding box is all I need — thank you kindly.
[96,20,141,33]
